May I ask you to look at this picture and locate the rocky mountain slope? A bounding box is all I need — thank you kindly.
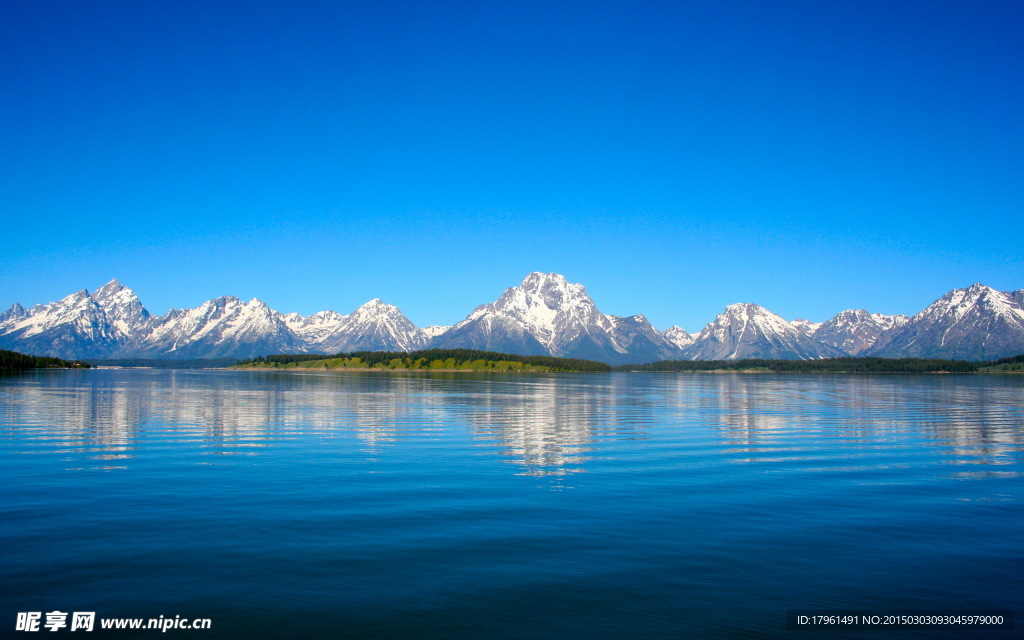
[0,280,151,358]
[0,280,429,359]
[138,296,304,359]
[810,310,909,356]
[682,303,846,360]
[662,326,696,350]
[865,284,1024,360]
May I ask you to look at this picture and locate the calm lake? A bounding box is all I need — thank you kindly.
[2,369,1022,638]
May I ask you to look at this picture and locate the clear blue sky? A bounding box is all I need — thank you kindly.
[2,0,1021,331]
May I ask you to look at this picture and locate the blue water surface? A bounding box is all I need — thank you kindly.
[1,369,1022,638]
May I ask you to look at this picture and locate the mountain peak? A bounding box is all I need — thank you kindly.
[946,283,999,305]
[351,299,400,316]
[487,273,599,337]
[866,283,1024,359]
[60,289,92,304]
[687,302,841,360]
[724,302,757,310]
[309,298,426,352]
[517,272,579,297]
[812,309,909,355]
[521,272,569,285]
[92,278,140,303]
[790,318,822,337]
[433,272,684,364]
[0,302,27,323]
[662,325,695,349]
[722,302,772,318]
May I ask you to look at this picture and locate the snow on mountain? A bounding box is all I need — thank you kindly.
[422,325,451,338]
[282,310,347,346]
[0,302,26,323]
[0,289,89,340]
[811,310,909,356]
[315,299,429,353]
[140,296,305,358]
[92,278,154,338]
[431,272,686,364]
[4,277,1021,362]
[662,325,696,350]
[0,289,108,357]
[866,284,1024,360]
[790,318,822,337]
[278,301,429,353]
[683,303,845,360]
[0,279,151,358]
[0,280,433,360]
[605,314,688,364]
[437,273,607,353]
[431,273,594,357]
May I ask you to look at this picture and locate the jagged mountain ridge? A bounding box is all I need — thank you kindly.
[0,282,147,359]
[0,280,430,359]
[295,299,430,353]
[2,276,1022,362]
[662,326,696,350]
[865,284,1024,360]
[790,318,822,337]
[138,296,305,359]
[682,303,847,360]
[811,309,909,356]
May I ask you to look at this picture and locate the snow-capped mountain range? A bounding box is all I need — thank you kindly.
[864,283,1024,360]
[683,303,849,361]
[1,274,1022,363]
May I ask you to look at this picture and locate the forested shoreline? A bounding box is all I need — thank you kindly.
[234,349,612,372]
[6,347,1022,374]
[0,349,90,369]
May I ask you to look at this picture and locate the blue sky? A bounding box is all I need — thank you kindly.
[2,0,1021,331]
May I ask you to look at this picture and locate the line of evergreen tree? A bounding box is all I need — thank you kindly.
[981,354,1024,372]
[237,349,612,372]
[989,354,1024,366]
[0,349,90,369]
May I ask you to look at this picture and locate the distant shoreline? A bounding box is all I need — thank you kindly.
[234,366,553,373]
[230,364,1023,375]
[5,349,1022,374]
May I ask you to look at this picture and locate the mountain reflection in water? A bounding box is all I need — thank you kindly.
[3,368,1022,638]
[1,369,1020,478]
